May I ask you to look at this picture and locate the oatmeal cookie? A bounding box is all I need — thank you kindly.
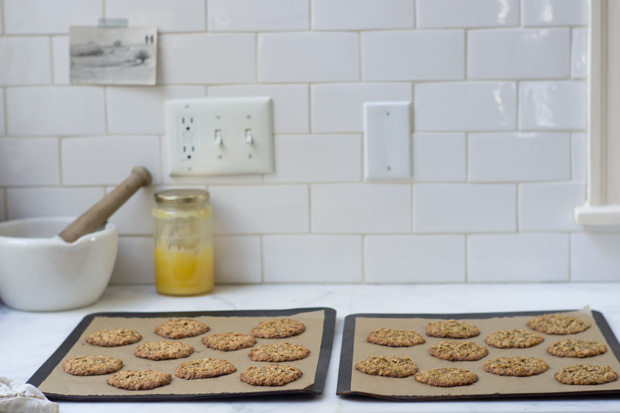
[251,319,305,339]
[249,343,310,362]
[426,320,480,339]
[107,369,171,391]
[485,329,544,349]
[555,364,618,385]
[86,328,141,347]
[414,368,478,387]
[154,318,210,339]
[134,340,194,361]
[429,341,489,361]
[202,332,256,351]
[483,356,549,377]
[526,313,591,335]
[62,355,123,376]
[366,328,425,347]
[240,364,303,386]
[355,356,418,378]
[548,339,607,358]
[175,358,237,379]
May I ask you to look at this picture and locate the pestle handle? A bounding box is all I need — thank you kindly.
[58,166,152,243]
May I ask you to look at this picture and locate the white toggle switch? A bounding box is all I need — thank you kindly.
[245,129,254,145]
[364,101,412,180]
[214,130,223,145]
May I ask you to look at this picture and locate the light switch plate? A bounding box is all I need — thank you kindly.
[165,97,274,176]
[364,101,412,180]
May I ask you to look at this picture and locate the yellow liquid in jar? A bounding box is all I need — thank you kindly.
[154,245,214,296]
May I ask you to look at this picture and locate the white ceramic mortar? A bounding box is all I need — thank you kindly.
[0,217,118,311]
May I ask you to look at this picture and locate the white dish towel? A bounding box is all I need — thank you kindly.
[0,377,59,413]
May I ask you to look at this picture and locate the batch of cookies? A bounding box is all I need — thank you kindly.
[62,318,309,391]
[355,313,619,388]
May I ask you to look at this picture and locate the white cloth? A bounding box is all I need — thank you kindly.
[0,377,59,413]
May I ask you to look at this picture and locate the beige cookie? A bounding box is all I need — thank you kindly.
[483,356,549,377]
[154,318,210,339]
[426,320,480,339]
[134,340,194,361]
[175,358,237,379]
[429,341,489,361]
[62,355,123,376]
[548,339,608,358]
[107,369,172,391]
[249,342,310,362]
[240,364,303,386]
[485,329,545,349]
[202,332,256,351]
[355,356,418,378]
[414,368,478,387]
[86,328,142,347]
[526,313,591,335]
[366,328,425,347]
[555,364,618,385]
[202,332,257,351]
[251,319,305,339]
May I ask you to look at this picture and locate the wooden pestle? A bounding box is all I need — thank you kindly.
[58,166,152,243]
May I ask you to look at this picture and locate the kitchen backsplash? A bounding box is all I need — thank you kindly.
[1,0,619,284]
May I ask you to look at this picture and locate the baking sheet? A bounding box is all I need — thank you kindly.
[337,308,620,401]
[28,307,336,401]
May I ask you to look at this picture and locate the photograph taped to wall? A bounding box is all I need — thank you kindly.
[69,26,157,85]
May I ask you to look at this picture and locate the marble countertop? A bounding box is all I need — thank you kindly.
[2,283,620,412]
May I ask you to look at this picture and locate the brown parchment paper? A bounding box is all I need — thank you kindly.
[350,308,620,398]
[38,310,325,397]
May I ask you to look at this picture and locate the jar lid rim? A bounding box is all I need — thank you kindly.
[154,189,209,204]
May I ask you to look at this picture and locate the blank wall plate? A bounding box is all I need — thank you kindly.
[165,97,274,176]
[364,101,412,180]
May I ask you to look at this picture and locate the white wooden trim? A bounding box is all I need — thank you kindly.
[575,0,620,225]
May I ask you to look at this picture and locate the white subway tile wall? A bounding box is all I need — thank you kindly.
[468,132,570,182]
[468,234,570,282]
[107,0,207,32]
[209,0,308,32]
[0,0,611,285]
[417,0,519,28]
[467,29,570,79]
[0,37,53,85]
[263,235,362,283]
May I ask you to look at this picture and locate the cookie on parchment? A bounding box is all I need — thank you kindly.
[366,328,425,347]
[86,328,142,347]
[485,328,544,349]
[355,356,418,378]
[154,318,210,339]
[483,356,549,377]
[526,313,591,335]
[414,368,478,387]
[555,364,618,385]
[175,358,237,380]
[202,332,257,351]
[426,320,480,339]
[134,340,194,361]
[107,369,171,391]
[62,355,123,376]
[249,342,310,362]
[429,341,489,361]
[240,364,303,386]
[548,339,607,358]
[251,319,305,339]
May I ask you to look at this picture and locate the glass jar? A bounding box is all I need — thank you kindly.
[152,189,214,296]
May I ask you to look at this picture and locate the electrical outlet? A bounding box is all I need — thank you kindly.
[165,97,274,176]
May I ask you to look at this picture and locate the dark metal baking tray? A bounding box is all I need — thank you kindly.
[337,309,620,401]
[28,307,336,401]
